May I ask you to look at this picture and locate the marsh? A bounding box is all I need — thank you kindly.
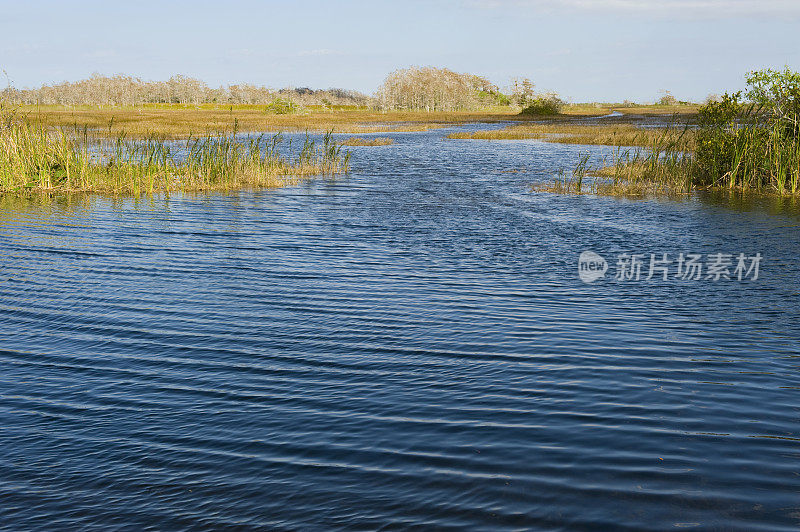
[2,124,799,530]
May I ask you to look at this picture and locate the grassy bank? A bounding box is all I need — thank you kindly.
[0,109,350,195]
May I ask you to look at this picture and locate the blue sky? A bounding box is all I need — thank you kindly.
[1,0,798,102]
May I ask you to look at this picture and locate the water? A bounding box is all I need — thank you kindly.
[1,128,799,531]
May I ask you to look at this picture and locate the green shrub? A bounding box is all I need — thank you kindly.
[520,94,564,116]
[691,70,800,192]
[265,98,300,114]
[657,91,678,106]
[584,69,800,196]
[745,67,800,128]
[478,90,510,106]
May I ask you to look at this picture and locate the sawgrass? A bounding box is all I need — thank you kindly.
[16,103,695,139]
[448,122,695,149]
[562,103,700,116]
[338,137,394,146]
[14,101,700,141]
[16,105,526,138]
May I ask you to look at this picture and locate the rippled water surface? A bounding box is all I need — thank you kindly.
[2,128,800,531]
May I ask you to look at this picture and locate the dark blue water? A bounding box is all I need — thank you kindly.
[2,128,800,531]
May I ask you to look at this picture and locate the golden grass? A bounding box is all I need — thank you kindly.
[12,102,700,140]
[2,101,704,199]
[562,103,700,116]
[16,105,524,138]
[14,103,695,138]
[338,137,394,146]
[448,123,695,148]
[532,133,696,198]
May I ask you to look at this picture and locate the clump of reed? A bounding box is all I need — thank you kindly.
[535,153,593,194]
[688,95,800,195]
[533,126,696,197]
[0,108,350,195]
[338,137,394,146]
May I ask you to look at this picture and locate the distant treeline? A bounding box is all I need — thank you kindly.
[1,67,553,112]
[0,74,371,107]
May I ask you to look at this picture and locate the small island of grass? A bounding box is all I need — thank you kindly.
[338,137,394,146]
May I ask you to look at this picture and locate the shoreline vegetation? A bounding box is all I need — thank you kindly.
[1,66,797,197]
[533,68,800,197]
[0,107,350,195]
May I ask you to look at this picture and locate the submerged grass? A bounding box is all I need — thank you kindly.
[0,108,350,195]
[532,124,699,197]
[535,153,694,197]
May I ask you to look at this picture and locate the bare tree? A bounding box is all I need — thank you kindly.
[510,77,536,107]
[0,74,371,108]
[377,67,501,111]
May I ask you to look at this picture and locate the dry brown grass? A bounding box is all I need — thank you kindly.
[562,103,700,116]
[448,123,695,149]
[338,137,394,146]
[13,102,700,139]
[16,105,523,138]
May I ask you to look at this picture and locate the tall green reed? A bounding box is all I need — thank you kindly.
[0,107,350,195]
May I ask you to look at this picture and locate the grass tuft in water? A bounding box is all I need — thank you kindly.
[338,137,394,146]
